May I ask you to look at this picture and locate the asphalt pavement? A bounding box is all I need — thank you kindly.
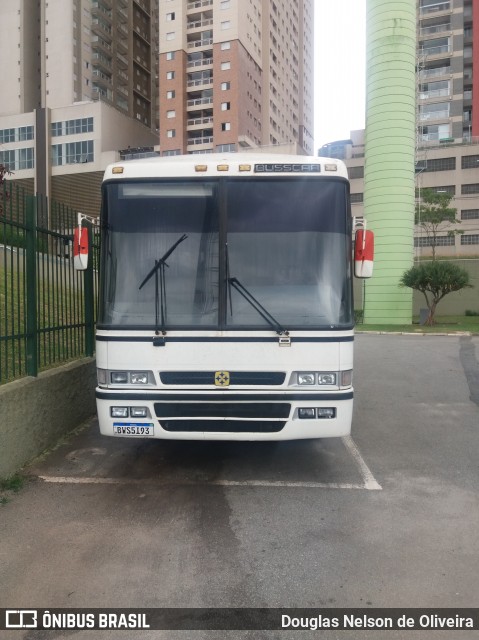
[1,334,478,640]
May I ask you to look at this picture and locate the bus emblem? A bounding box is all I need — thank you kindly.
[215,371,230,387]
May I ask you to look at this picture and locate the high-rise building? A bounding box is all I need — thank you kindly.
[157,0,314,156]
[0,0,159,215]
[320,0,479,259]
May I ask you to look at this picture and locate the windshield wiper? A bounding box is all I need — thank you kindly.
[227,276,289,336]
[139,234,188,335]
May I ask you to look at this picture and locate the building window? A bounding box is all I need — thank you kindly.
[0,129,15,144]
[167,129,176,138]
[350,193,364,204]
[163,149,181,156]
[221,102,231,111]
[461,209,479,221]
[166,12,175,20]
[166,90,175,99]
[217,143,236,152]
[17,147,34,170]
[348,166,364,180]
[221,42,231,50]
[166,51,175,61]
[415,236,455,247]
[166,32,175,41]
[462,155,479,169]
[221,122,231,131]
[220,61,231,70]
[430,185,455,195]
[52,140,93,166]
[221,82,230,90]
[462,183,479,195]
[167,71,175,80]
[0,150,16,170]
[221,21,231,30]
[220,0,231,8]
[18,126,34,141]
[166,110,175,118]
[460,234,479,246]
[423,157,456,172]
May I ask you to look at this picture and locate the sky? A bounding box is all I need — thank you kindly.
[314,0,366,152]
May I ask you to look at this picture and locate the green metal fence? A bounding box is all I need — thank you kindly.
[0,181,99,385]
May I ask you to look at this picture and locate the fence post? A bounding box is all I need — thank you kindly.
[84,223,95,357]
[25,195,38,376]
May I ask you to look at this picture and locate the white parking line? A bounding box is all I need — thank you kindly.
[37,437,382,491]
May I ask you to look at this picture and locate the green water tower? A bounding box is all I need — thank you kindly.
[364,0,416,324]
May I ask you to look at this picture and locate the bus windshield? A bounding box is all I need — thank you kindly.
[98,177,353,330]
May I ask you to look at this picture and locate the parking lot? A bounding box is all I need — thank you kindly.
[1,334,478,640]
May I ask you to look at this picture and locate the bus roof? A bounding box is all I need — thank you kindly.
[103,153,349,181]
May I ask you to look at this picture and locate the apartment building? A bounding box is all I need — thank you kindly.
[0,0,159,215]
[158,0,314,156]
[320,0,479,258]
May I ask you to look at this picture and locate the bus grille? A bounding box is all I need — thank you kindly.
[154,402,291,419]
[159,371,286,386]
[159,420,286,433]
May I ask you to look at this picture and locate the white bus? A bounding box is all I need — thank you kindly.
[76,153,373,441]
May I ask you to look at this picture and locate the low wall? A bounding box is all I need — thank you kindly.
[0,358,96,477]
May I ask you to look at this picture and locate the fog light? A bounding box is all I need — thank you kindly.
[298,373,315,385]
[111,372,128,384]
[298,408,316,419]
[317,408,336,419]
[97,368,107,385]
[341,370,353,387]
[130,372,149,385]
[111,407,129,418]
[130,407,148,418]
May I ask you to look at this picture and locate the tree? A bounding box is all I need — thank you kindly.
[415,188,461,260]
[400,261,472,326]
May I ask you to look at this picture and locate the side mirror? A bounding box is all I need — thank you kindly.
[354,229,374,278]
[73,226,89,270]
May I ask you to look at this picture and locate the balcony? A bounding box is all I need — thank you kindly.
[187,0,213,10]
[187,57,213,69]
[419,2,450,16]
[418,65,450,80]
[187,76,213,89]
[133,0,150,16]
[92,69,113,86]
[419,23,450,37]
[187,96,213,109]
[187,115,214,128]
[420,44,451,57]
[91,35,112,53]
[419,87,450,100]
[419,109,450,122]
[187,18,213,31]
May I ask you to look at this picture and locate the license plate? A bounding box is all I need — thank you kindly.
[113,423,154,436]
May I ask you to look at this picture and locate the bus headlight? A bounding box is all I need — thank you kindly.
[317,373,336,385]
[111,372,128,384]
[130,372,149,385]
[298,373,315,385]
[109,371,154,386]
[294,372,338,386]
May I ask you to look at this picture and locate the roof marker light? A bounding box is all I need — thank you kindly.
[239,164,252,172]
[112,167,124,174]
[195,165,208,172]
[217,164,229,171]
[324,164,338,172]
